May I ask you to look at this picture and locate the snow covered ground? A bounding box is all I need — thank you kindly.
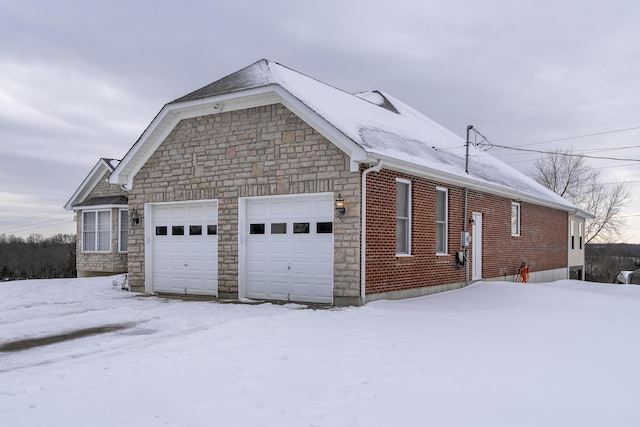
[1,276,639,426]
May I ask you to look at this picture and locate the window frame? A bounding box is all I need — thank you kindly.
[570,220,575,250]
[118,209,128,253]
[511,202,521,237]
[435,187,449,255]
[396,178,412,256]
[579,222,583,249]
[82,210,112,253]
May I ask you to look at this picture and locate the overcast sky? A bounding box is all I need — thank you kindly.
[1,0,639,243]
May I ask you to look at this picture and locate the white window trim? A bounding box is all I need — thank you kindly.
[579,222,583,249]
[82,210,112,253]
[118,208,128,253]
[436,187,448,255]
[396,178,412,256]
[511,202,521,237]
[570,220,575,250]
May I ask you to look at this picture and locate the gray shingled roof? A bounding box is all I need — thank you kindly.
[170,59,273,104]
[110,59,577,212]
[73,196,128,208]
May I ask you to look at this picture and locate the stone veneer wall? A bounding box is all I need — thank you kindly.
[76,170,128,276]
[127,103,361,304]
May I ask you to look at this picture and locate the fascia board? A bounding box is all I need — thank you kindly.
[110,85,367,189]
[64,160,111,210]
[373,155,576,212]
[572,208,596,219]
[108,104,175,187]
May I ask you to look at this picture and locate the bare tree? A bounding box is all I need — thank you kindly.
[529,149,631,243]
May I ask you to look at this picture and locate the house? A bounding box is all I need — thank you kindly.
[568,209,592,280]
[64,158,129,277]
[69,59,586,304]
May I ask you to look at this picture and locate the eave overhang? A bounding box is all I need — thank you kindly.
[109,85,368,189]
[367,154,578,213]
[64,159,115,210]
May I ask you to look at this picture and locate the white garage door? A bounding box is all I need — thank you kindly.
[151,201,218,296]
[246,194,333,304]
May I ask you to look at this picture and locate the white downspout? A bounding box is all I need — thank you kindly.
[361,160,383,305]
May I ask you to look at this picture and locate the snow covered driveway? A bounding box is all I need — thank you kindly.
[1,276,639,426]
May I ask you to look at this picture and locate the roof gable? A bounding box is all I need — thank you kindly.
[64,158,120,210]
[170,59,274,104]
[109,60,576,211]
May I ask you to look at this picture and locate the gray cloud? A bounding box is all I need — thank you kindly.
[1,0,638,239]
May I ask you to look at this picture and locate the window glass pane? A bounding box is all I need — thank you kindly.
[250,224,265,234]
[293,223,310,234]
[83,212,96,252]
[207,225,217,235]
[189,225,202,235]
[156,226,168,236]
[97,211,110,231]
[316,222,333,234]
[396,182,408,217]
[97,211,110,251]
[436,223,446,253]
[511,204,520,235]
[271,223,287,234]
[83,212,96,232]
[436,190,446,221]
[396,218,407,254]
[172,225,184,236]
[120,210,128,252]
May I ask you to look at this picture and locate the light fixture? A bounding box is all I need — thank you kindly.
[335,194,346,218]
[130,210,140,227]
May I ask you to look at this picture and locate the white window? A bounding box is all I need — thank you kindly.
[511,202,521,236]
[571,221,575,250]
[82,210,111,252]
[396,179,411,255]
[579,222,583,249]
[119,209,128,252]
[436,187,448,254]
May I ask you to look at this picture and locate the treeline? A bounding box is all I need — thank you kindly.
[586,243,640,283]
[0,234,76,281]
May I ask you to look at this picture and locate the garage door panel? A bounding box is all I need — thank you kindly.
[151,201,218,296]
[245,195,333,304]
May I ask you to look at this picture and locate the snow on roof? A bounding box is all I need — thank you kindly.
[121,59,575,210]
[64,158,122,210]
[264,61,574,209]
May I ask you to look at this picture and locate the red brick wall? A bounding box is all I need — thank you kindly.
[365,169,568,295]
